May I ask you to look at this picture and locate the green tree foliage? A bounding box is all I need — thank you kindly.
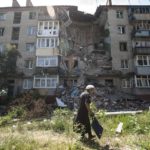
[0,44,21,90]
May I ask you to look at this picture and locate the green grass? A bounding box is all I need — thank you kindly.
[0,108,150,149]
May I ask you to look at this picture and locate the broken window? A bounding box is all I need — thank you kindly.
[0,27,5,36]
[65,60,69,68]
[73,60,78,68]
[27,26,37,36]
[29,12,36,19]
[11,27,20,40]
[116,10,123,18]
[120,42,127,51]
[117,25,126,34]
[13,12,21,24]
[26,43,35,52]
[105,79,113,87]
[23,79,33,89]
[121,59,128,69]
[25,60,33,69]
[0,13,6,20]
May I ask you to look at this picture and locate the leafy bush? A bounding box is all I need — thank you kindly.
[50,109,73,133]
[0,115,12,126]
[9,106,26,118]
[0,106,26,126]
[138,140,150,150]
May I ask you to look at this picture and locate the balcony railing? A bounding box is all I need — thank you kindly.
[37,29,59,37]
[132,30,150,38]
[133,47,150,55]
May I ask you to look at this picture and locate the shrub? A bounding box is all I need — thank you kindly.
[8,105,26,118]
[50,109,73,133]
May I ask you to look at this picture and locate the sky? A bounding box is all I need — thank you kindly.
[0,0,149,14]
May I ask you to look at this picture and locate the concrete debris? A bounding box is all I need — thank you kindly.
[116,122,123,133]
[56,97,67,108]
[59,85,150,111]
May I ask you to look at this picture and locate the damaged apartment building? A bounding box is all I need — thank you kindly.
[0,0,150,100]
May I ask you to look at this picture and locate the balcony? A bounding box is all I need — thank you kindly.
[129,14,150,22]
[133,47,150,55]
[135,66,150,75]
[132,30,150,38]
[128,6,150,22]
[37,29,59,37]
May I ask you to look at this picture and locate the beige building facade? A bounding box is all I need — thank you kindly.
[0,0,150,99]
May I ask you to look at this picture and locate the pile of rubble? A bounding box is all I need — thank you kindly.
[3,85,150,118]
[60,85,150,111]
[9,91,48,118]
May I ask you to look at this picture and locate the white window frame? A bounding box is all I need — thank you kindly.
[37,21,59,36]
[23,79,33,89]
[0,13,6,20]
[33,76,59,88]
[26,43,35,52]
[117,25,126,34]
[29,12,36,19]
[37,38,59,48]
[116,10,123,18]
[135,75,150,88]
[36,56,58,67]
[136,55,150,66]
[120,42,127,51]
[121,59,128,69]
[122,79,132,88]
[25,60,33,69]
[27,26,37,36]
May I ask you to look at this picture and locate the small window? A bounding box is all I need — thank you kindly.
[137,55,149,66]
[0,43,4,53]
[122,79,132,88]
[23,79,33,89]
[0,28,5,36]
[105,79,113,87]
[44,22,48,29]
[121,59,128,69]
[13,12,21,24]
[116,10,123,18]
[11,27,20,40]
[0,13,6,20]
[118,25,126,34]
[120,42,127,51]
[25,60,33,69]
[27,26,37,36]
[26,43,35,52]
[29,12,36,19]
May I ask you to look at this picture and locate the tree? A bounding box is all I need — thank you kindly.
[0,44,21,91]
